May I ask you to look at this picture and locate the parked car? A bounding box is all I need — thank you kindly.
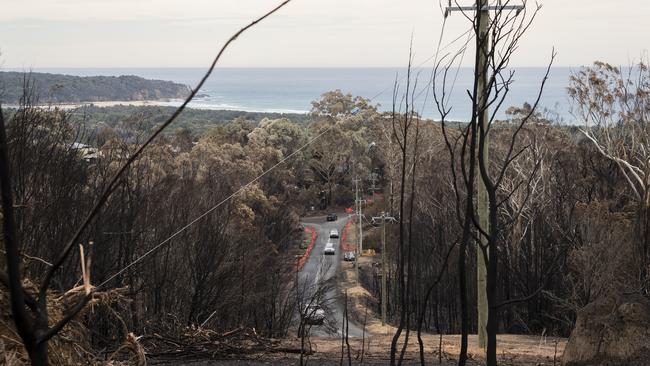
[304,305,325,325]
[329,229,339,238]
[343,251,356,261]
[326,213,338,221]
[324,242,336,255]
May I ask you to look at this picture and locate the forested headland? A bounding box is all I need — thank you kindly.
[0,71,190,104]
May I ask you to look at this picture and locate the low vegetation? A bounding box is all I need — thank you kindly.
[67,104,313,139]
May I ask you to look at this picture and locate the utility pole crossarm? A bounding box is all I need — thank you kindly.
[445,3,524,18]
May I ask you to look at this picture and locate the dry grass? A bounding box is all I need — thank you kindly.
[0,280,140,365]
[290,333,565,365]
[192,333,565,366]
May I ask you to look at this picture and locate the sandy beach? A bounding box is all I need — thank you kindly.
[14,99,184,110]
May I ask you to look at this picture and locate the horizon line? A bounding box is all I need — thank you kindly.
[3,65,584,70]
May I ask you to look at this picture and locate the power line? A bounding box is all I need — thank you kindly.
[99,26,477,288]
[368,25,474,103]
[98,126,332,288]
[416,14,449,102]
[416,27,475,103]
[442,26,474,105]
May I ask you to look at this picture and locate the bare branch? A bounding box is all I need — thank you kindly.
[39,0,293,301]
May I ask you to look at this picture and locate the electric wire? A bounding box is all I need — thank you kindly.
[98,126,332,288]
[368,25,474,103]
[98,25,478,289]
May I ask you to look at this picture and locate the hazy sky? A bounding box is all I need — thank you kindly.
[1,0,648,68]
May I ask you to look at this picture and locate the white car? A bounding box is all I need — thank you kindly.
[329,229,339,239]
[324,242,336,255]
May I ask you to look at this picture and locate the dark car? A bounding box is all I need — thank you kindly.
[326,213,338,221]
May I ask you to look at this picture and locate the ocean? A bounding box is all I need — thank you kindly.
[7,67,576,123]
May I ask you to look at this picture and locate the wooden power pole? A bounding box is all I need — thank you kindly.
[372,212,396,326]
[354,178,360,282]
[475,0,490,349]
[444,0,523,348]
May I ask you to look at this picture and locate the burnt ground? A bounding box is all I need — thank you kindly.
[149,333,566,365]
[150,218,566,366]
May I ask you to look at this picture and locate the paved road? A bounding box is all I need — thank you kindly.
[298,214,366,338]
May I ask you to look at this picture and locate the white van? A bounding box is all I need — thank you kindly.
[329,229,339,239]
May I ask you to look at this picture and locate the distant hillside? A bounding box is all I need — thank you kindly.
[0,71,191,104]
